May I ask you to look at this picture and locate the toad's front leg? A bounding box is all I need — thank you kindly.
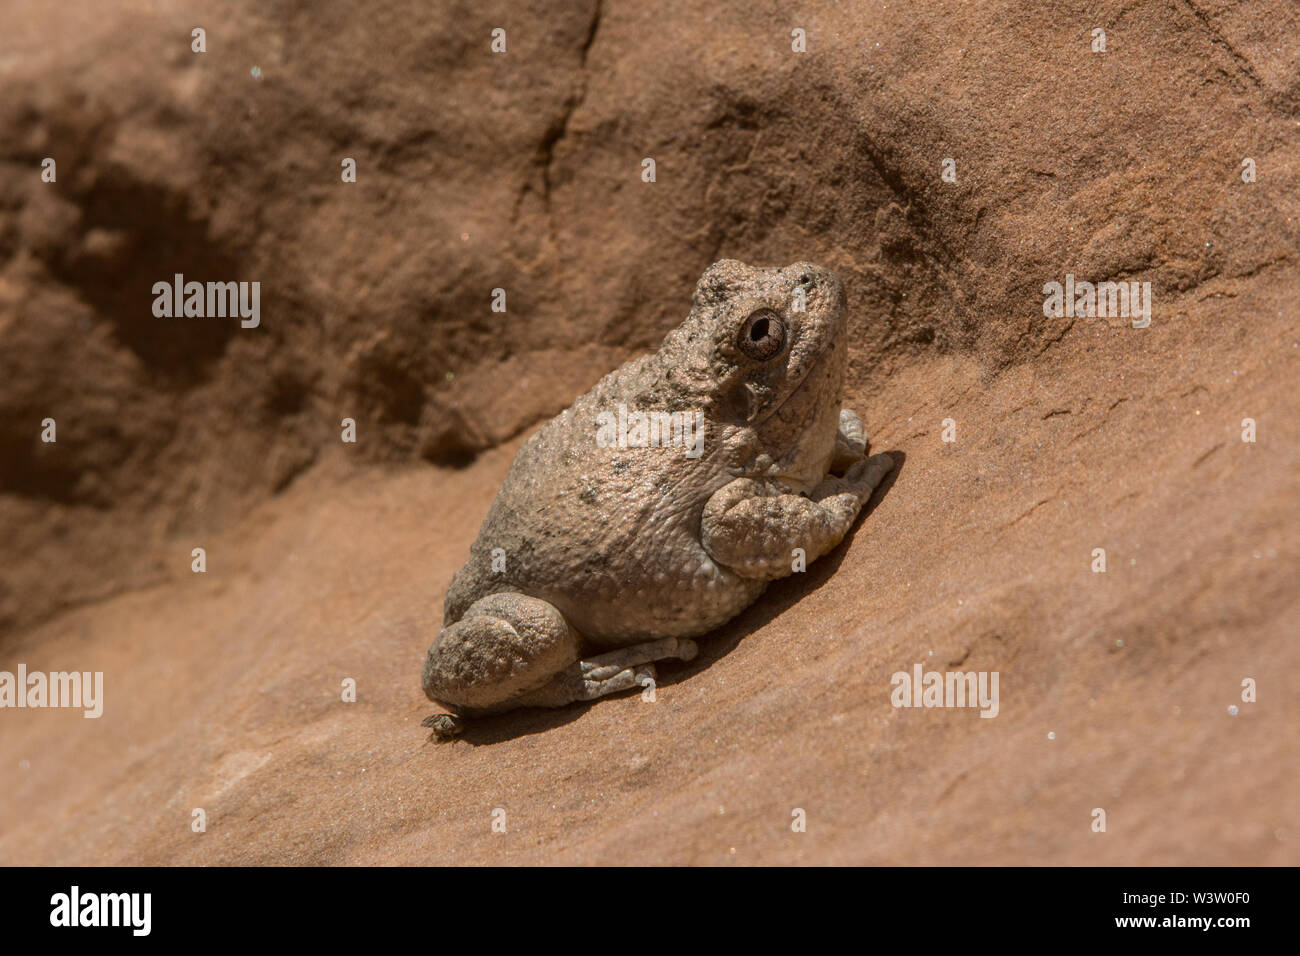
[700,452,892,581]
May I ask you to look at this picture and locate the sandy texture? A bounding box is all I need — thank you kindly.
[0,0,1297,864]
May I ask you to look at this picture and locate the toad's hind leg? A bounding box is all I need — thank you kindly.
[580,637,698,680]
[513,662,659,710]
[422,592,582,725]
[421,598,696,738]
[506,637,698,710]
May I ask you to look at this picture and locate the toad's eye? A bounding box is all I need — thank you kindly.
[737,309,786,361]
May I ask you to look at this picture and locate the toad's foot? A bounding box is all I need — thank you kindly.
[515,662,658,709]
[513,638,695,708]
[422,712,464,740]
[579,636,698,680]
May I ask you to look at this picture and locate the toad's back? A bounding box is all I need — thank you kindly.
[443,355,763,645]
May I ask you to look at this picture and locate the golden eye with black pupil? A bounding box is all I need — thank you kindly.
[737,309,786,361]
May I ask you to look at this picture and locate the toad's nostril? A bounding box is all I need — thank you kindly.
[798,273,814,286]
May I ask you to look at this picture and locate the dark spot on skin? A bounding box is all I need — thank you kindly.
[579,487,599,505]
[612,459,629,473]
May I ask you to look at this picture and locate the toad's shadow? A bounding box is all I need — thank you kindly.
[434,450,904,747]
